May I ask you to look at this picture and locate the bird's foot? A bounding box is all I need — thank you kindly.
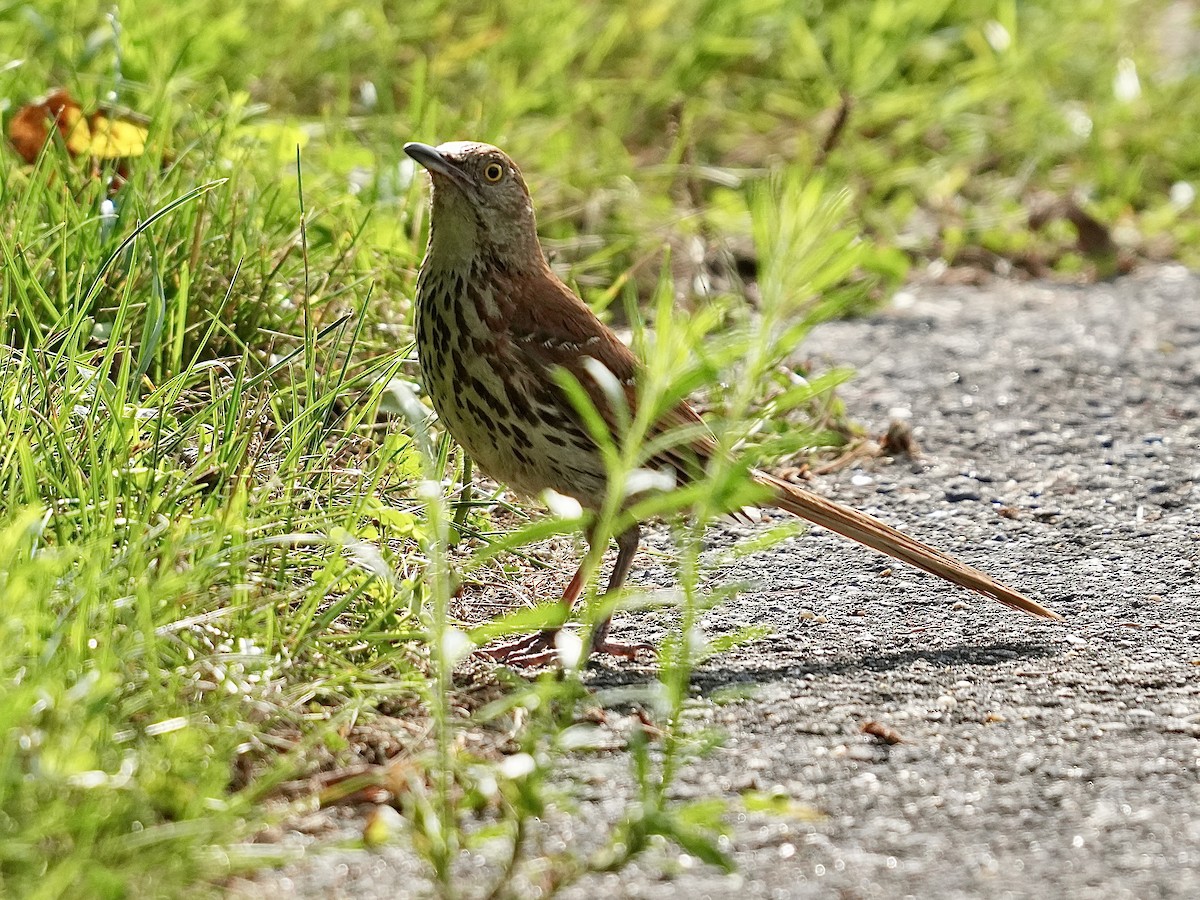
[590,638,656,661]
[477,630,656,668]
[476,630,560,668]
[588,618,655,662]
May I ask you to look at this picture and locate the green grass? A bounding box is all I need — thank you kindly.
[1,0,1197,896]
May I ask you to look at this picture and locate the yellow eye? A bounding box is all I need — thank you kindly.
[483,162,504,183]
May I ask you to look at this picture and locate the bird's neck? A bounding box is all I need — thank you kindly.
[427,190,546,275]
[427,190,481,267]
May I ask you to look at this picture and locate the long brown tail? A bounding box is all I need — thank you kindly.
[756,471,1060,620]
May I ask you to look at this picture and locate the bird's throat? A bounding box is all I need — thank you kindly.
[428,185,481,265]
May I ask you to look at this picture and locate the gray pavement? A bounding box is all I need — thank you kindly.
[237,268,1200,899]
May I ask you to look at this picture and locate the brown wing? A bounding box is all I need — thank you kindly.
[499,267,716,481]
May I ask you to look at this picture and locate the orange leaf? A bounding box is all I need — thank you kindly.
[7,88,84,163]
[7,87,149,163]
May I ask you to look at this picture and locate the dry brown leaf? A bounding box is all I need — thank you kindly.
[7,88,152,180]
[861,720,903,744]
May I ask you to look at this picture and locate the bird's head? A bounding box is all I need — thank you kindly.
[404,140,543,271]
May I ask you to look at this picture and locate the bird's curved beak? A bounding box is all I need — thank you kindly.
[404,142,468,185]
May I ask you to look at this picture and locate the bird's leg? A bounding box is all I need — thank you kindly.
[476,556,587,666]
[588,524,655,660]
[476,521,597,666]
[479,524,652,666]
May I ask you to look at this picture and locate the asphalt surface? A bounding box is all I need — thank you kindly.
[236,268,1200,899]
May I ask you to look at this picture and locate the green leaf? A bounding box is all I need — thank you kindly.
[741,789,826,821]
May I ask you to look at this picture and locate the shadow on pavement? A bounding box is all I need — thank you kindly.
[586,641,1058,691]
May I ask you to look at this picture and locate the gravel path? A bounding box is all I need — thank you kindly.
[238,268,1200,899]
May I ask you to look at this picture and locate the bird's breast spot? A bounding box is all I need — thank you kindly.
[479,292,500,320]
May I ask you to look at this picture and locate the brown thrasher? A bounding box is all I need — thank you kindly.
[404,140,1059,666]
